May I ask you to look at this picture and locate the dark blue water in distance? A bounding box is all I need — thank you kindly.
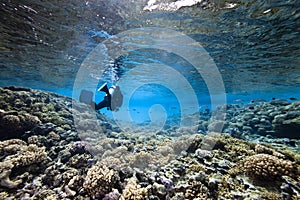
[1,0,300,123]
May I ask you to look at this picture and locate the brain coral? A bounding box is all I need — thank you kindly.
[83,163,120,199]
[244,153,295,181]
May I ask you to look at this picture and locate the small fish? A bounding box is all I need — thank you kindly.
[234,99,244,103]
[290,97,297,101]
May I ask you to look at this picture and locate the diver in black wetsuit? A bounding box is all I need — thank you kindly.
[79,58,123,111]
[79,83,123,111]
[94,83,123,111]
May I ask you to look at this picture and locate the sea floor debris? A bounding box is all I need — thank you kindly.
[0,86,299,199]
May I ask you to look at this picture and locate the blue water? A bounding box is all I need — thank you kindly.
[1,0,300,123]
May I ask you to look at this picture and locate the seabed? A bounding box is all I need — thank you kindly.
[0,86,299,199]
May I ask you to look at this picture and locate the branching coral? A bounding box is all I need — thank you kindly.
[83,163,120,199]
[0,140,47,188]
[121,177,148,200]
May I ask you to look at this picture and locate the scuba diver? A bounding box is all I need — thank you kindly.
[80,57,124,111]
[79,83,123,111]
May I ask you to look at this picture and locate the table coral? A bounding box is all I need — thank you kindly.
[244,153,296,181]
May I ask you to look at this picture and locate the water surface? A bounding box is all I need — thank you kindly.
[1,0,300,103]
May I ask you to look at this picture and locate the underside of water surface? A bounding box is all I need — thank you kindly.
[0,0,300,199]
[1,0,300,94]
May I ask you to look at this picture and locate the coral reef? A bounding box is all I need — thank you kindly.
[244,153,296,181]
[83,163,120,199]
[0,87,299,199]
[0,109,41,139]
[222,99,300,139]
[121,177,148,200]
[0,87,73,130]
[0,139,48,188]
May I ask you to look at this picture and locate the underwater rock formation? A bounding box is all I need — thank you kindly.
[222,100,300,139]
[272,103,300,138]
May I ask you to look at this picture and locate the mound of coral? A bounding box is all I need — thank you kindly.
[0,86,299,199]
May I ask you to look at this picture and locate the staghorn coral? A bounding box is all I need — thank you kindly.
[244,153,296,181]
[0,140,47,188]
[83,163,120,199]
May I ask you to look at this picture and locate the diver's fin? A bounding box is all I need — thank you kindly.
[79,90,94,105]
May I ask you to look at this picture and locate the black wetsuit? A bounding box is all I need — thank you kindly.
[94,94,112,110]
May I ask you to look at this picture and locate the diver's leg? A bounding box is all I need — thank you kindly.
[98,83,109,95]
[94,99,110,110]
